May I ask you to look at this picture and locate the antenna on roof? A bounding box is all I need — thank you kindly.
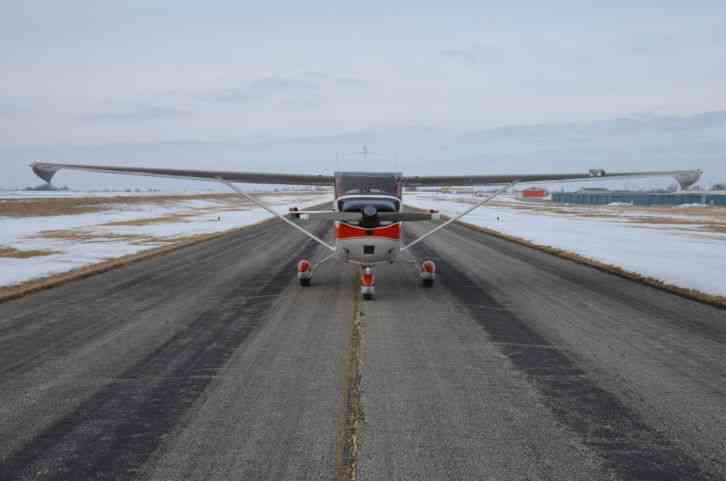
[345,145,381,163]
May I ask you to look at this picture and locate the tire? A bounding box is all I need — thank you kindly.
[363,293,373,301]
[422,278,434,288]
[300,278,311,287]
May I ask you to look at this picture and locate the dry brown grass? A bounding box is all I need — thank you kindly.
[487,196,726,214]
[437,196,726,236]
[539,200,726,220]
[0,193,226,217]
[0,192,321,218]
[36,229,149,243]
[623,217,716,226]
[703,225,726,234]
[34,228,225,246]
[0,246,59,258]
[0,219,274,303]
[101,206,246,227]
[102,213,200,227]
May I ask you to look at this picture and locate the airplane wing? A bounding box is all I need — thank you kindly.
[32,162,702,189]
[30,160,704,255]
[398,167,703,251]
[402,169,703,189]
[31,161,334,186]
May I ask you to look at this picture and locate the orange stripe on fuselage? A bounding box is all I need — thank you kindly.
[336,222,401,240]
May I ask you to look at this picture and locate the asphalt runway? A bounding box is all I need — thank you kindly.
[0,216,725,480]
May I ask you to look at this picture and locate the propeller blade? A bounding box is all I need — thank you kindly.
[378,212,437,222]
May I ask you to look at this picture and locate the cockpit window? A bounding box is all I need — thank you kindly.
[338,197,399,213]
[343,188,386,194]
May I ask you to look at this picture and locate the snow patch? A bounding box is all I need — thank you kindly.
[407,193,726,298]
[1,194,331,287]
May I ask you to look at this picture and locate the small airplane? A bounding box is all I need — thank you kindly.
[31,160,702,300]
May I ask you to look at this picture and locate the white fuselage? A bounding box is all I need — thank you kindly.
[334,195,402,265]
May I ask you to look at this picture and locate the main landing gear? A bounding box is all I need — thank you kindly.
[420,260,436,288]
[298,258,436,299]
[298,260,312,286]
[297,251,337,287]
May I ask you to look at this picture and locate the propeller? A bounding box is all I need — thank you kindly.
[362,205,378,218]
[287,210,439,223]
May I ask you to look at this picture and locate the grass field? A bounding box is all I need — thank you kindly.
[0,192,316,217]
[443,195,726,236]
[0,246,58,259]
[0,192,331,289]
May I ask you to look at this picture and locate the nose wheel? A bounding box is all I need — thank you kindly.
[360,266,376,300]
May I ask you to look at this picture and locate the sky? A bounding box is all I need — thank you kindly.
[1,1,725,188]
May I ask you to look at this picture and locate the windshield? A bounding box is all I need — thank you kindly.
[338,197,400,213]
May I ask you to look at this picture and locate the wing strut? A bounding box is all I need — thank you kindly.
[222,181,336,252]
[400,182,515,252]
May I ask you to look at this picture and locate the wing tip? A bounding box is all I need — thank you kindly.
[31,161,59,183]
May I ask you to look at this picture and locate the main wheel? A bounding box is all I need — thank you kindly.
[300,278,311,287]
[422,278,434,288]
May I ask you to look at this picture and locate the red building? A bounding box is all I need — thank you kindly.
[518,187,548,199]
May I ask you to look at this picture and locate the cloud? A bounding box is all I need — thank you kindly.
[335,76,368,88]
[202,76,320,104]
[303,71,329,79]
[81,106,189,122]
[249,77,318,93]
[0,97,30,115]
[441,48,477,62]
[440,44,503,66]
[625,31,690,57]
[623,19,726,58]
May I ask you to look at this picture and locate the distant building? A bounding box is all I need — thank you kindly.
[553,191,726,207]
[518,187,548,199]
[578,187,610,193]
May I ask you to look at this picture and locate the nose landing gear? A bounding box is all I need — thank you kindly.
[360,266,376,300]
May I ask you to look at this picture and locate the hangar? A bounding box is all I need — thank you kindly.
[552,190,726,206]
